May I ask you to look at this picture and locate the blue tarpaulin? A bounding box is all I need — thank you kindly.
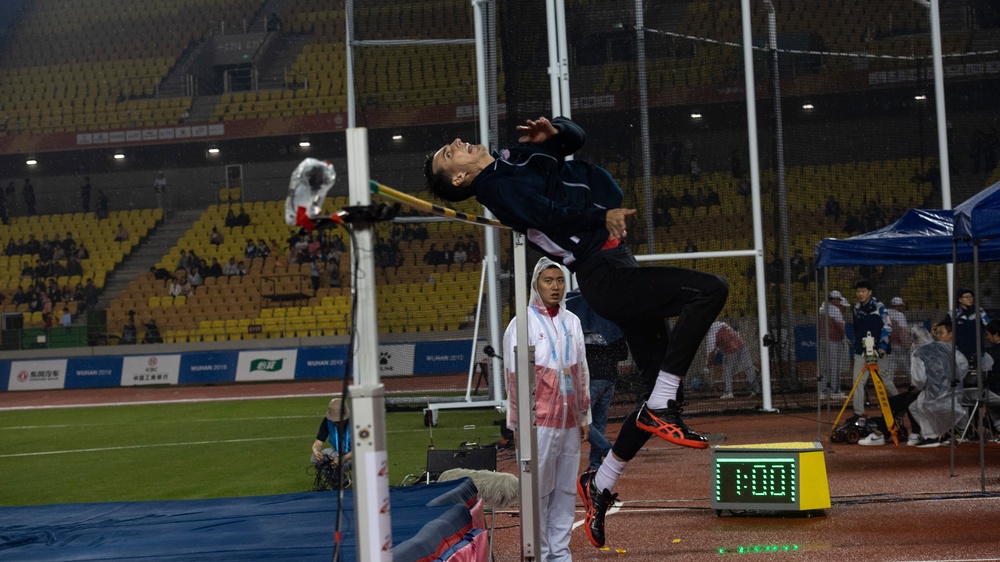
[814,207,1000,268]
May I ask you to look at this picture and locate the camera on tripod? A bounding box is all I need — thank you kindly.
[862,331,878,362]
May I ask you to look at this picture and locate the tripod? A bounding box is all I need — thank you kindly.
[829,353,900,446]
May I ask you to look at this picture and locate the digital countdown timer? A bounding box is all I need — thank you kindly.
[710,442,830,513]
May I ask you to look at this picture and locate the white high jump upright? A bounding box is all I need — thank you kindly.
[346,127,393,562]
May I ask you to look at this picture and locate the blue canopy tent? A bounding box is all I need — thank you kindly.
[813,204,1000,490]
[815,208,1000,268]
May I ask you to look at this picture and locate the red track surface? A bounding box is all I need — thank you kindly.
[3,381,999,561]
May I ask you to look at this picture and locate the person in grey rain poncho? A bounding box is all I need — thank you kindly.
[504,256,591,562]
[908,323,969,447]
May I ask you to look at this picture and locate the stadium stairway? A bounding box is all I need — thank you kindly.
[95,209,203,310]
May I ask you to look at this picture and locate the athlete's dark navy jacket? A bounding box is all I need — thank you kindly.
[852,296,892,356]
[470,117,622,271]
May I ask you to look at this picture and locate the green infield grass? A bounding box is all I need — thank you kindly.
[0,397,505,507]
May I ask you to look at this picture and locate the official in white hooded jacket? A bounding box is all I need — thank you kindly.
[504,257,592,562]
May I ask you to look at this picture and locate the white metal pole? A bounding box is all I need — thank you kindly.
[346,127,392,562]
[740,0,774,412]
[345,0,357,129]
[513,232,541,560]
[472,0,505,405]
[545,0,562,117]
[929,0,955,308]
[554,0,571,118]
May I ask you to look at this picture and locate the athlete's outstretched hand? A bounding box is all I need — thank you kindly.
[516,117,558,143]
[606,208,636,240]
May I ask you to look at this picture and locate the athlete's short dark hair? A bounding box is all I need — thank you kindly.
[855,278,872,291]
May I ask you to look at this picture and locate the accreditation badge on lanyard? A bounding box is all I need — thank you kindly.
[532,306,574,397]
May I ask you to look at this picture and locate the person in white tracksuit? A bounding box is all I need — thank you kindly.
[504,257,591,562]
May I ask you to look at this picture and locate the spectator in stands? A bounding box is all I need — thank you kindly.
[187,250,204,272]
[149,265,171,281]
[114,224,129,242]
[224,208,238,228]
[142,319,163,344]
[153,172,168,213]
[453,244,468,268]
[209,227,224,246]
[50,259,67,278]
[33,259,50,280]
[82,279,99,311]
[121,310,137,345]
[310,259,321,291]
[42,311,53,330]
[946,288,990,368]
[59,307,71,327]
[236,260,248,276]
[326,250,341,288]
[12,286,28,305]
[236,207,251,227]
[96,190,109,219]
[412,224,428,246]
[168,276,183,297]
[223,258,239,276]
[176,249,191,272]
[60,285,72,303]
[257,238,271,258]
[423,243,443,266]
[75,242,89,261]
[680,188,694,212]
[440,244,453,268]
[80,176,91,212]
[466,235,482,265]
[206,258,223,278]
[189,267,204,288]
[245,238,258,260]
[20,261,34,279]
[704,320,759,400]
[23,178,36,215]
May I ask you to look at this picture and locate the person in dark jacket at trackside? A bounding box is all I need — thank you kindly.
[849,278,897,420]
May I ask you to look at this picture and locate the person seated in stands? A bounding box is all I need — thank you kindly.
[244,238,258,259]
[42,311,53,330]
[25,234,40,255]
[440,244,453,268]
[168,276,183,297]
[63,232,76,254]
[114,223,129,242]
[224,208,238,228]
[189,250,205,272]
[12,286,28,305]
[223,257,239,276]
[61,307,72,327]
[453,245,467,268]
[466,235,482,264]
[50,260,67,278]
[189,267,204,288]
[269,238,282,256]
[209,227,224,246]
[72,243,87,261]
[176,249,191,272]
[236,260,248,276]
[142,319,162,344]
[149,265,171,281]
[236,207,251,227]
[4,238,16,256]
[206,258,223,278]
[423,243,443,266]
[28,289,42,312]
[60,285,72,303]
[257,238,271,258]
[20,261,35,279]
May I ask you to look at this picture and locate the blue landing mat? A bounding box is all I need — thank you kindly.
[0,479,478,561]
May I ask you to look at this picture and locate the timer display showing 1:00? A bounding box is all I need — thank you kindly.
[714,457,796,504]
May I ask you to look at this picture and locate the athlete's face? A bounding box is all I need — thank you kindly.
[431,138,489,187]
[537,266,566,308]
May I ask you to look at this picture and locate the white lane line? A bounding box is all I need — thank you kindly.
[0,435,304,458]
[572,500,622,531]
[0,392,337,412]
